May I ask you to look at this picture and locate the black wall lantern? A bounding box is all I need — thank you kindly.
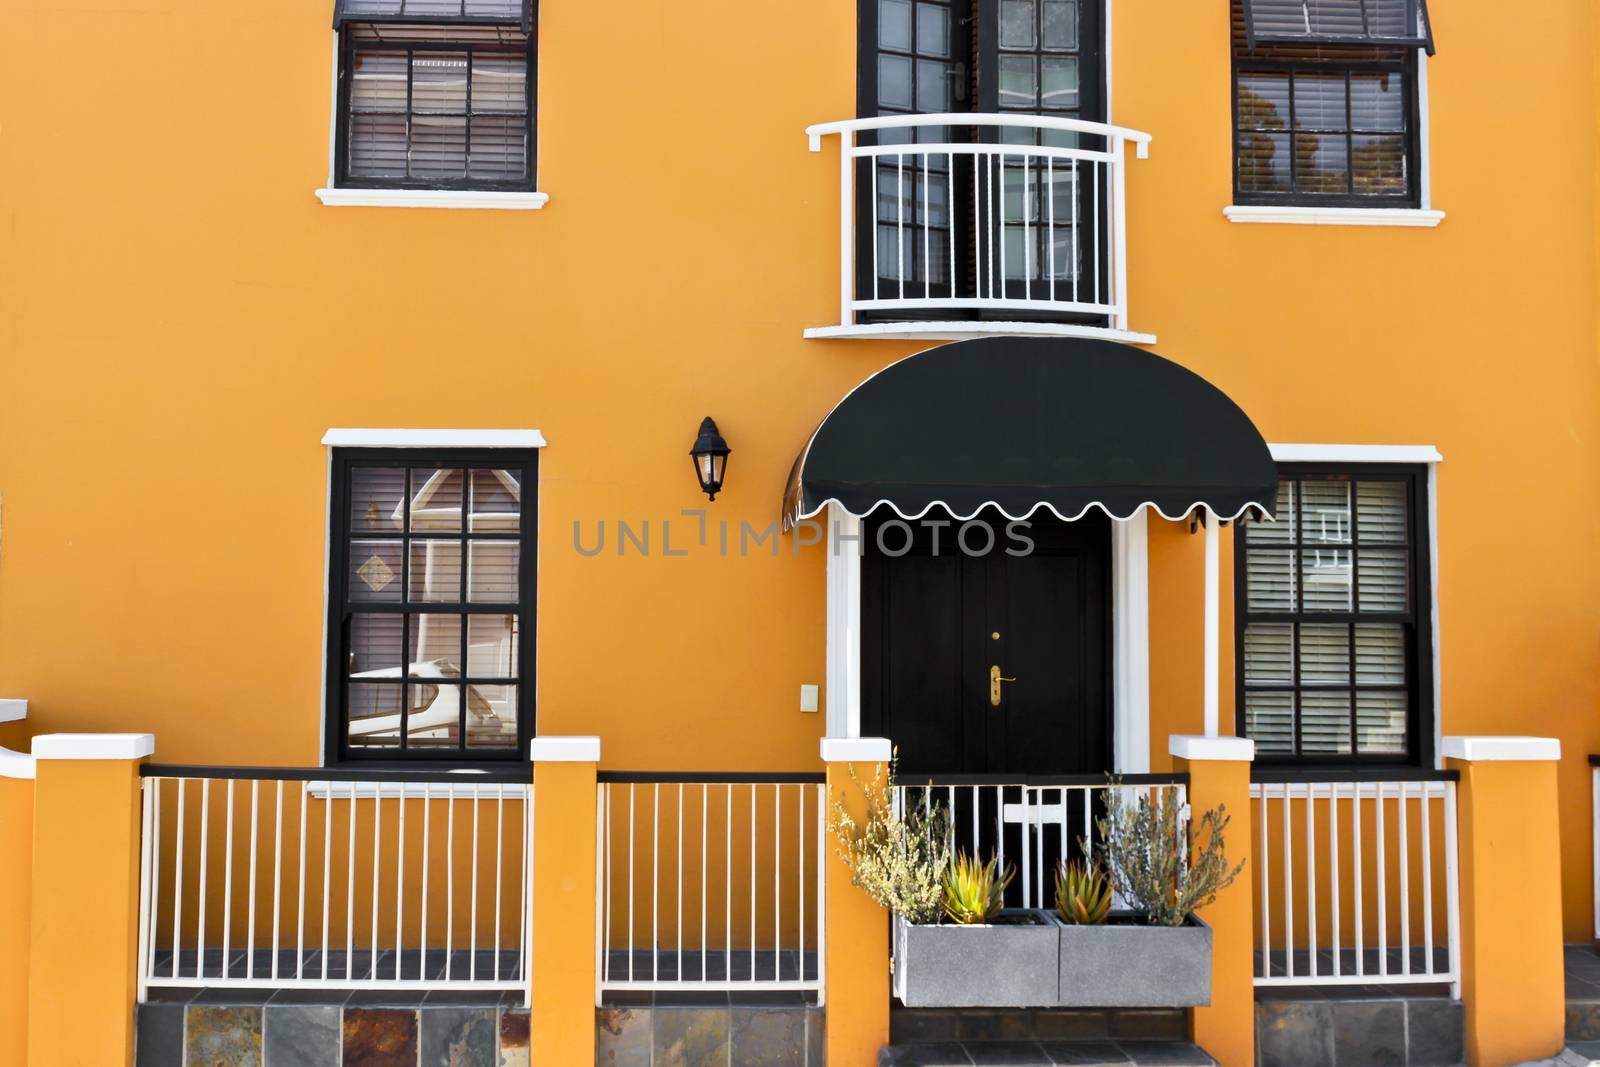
[690,417,731,500]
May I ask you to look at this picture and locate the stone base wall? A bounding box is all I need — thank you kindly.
[136,994,530,1066]
[598,994,824,1066]
[1255,994,1464,1067]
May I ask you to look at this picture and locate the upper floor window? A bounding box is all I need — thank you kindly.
[333,0,535,191]
[327,450,537,763]
[1235,466,1432,765]
[1232,0,1432,207]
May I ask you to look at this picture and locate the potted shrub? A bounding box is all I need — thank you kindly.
[890,850,1060,1007]
[828,764,1059,1007]
[1052,787,1244,1008]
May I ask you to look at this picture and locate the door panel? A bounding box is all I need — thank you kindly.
[860,508,1110,777]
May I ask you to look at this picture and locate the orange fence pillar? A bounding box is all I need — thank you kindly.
[1444,736,1565,1067]
[821,736,893,1066]
[26,733,154,1067]
[529,736,600,1065]
[1170,734,1256,1067]
[0,754,34,1067]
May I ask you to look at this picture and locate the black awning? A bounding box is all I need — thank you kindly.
[783,337,1278,526]
[1243,0,1434,54]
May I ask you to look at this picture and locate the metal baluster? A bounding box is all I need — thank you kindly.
[222,782,233,980]
[396,788,406,981]
[702,784,709,982]
[199,781,211,980]
[896,153,905,300]
[447,785,457,981]
[1307,783,1317,978]
[1353,781,1365,977]
[1259,784,1270,977]
[173,780,185,980]
[1421,782,1435,975]
[1330,783,1342,977]
[323,782,333,981]
[421,785,431,985]
[271,781,283,982]
[1398,782,1411,975]
[495,785,505,981]
[347,783,358,980]
[1376,783,1388,976]
[370,787,381,980]
[470,785,481,981]
[246,782,258,981]
[652,783,660,983]
[1281,783,1293,978]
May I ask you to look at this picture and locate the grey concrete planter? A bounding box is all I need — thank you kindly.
[1055,912,1213,1007]
[893,911,1059,1007]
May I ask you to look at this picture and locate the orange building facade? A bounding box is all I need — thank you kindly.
[0,0,1597,1064]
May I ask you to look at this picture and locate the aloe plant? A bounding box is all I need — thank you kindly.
[941,850,1014,925]
[1053,859,1113,925]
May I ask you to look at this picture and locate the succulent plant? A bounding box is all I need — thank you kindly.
[1053,859,1113,925]
[941,849,1014,925]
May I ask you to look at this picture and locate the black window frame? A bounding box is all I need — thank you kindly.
[1229,0,1423,210]
[325,447,538,767]
[1232,463,1434,769]
[333,9,538,193]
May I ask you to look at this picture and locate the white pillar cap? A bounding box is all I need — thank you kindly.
[0,699,27,724]
[1441,736,1560,762]
[820,737,892,763]
[529,736,601,762]
[32,733,155,760]
[1169,734,1255,761]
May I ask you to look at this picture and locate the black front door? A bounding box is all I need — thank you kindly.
[860,507,1111,776]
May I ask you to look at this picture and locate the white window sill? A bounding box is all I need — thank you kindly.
[314,188,550,211]
[1223,205,1445,228]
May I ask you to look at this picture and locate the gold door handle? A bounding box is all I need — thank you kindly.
[989,664,1017,707]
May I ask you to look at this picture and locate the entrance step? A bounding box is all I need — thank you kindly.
[878,1039,1217,1066]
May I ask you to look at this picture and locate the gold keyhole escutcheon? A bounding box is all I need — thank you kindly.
[989,664,1017,707]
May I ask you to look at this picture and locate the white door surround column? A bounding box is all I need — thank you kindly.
[824,504,863,739]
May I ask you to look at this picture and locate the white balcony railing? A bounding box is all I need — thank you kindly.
[1251,774,1461,996]
[805,113,1152,343]
[136,767,532,1001]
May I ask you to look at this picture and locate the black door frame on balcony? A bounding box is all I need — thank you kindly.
[854,0,1108,324]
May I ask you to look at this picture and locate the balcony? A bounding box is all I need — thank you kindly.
[804,113,1153,344]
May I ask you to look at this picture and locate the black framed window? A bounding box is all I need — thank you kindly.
[334,1,535,192]
[1234,466,1432,765]
[327,449,536,763]
[856,0,1105,312]
[1231,1,1422,207]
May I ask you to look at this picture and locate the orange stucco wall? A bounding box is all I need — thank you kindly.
[0,0,1597,967]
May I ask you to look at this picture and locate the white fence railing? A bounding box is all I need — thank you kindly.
[595,774,826,1001]
[1252,774,1460,996]
[137,766,532,1002]
[891,775,1190,913]
[804,113,1152,340]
